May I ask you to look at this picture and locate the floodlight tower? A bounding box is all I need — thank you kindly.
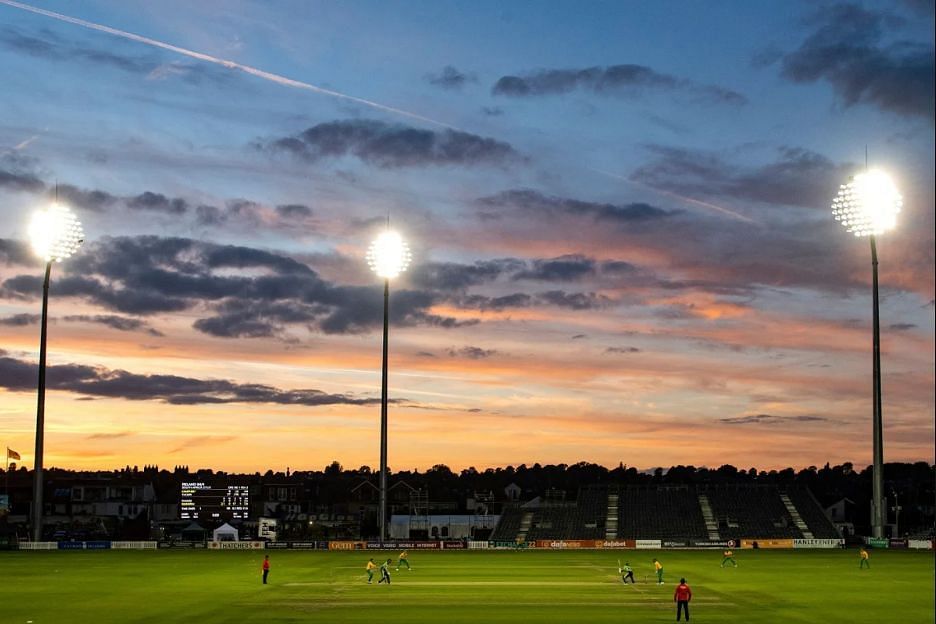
[28,203,84,541]
[831,169,902,540]
[366,230,411,541]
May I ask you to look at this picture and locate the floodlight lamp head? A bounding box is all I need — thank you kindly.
[831,169,902,237]
[367,230,411,279]
[29,203,84,263]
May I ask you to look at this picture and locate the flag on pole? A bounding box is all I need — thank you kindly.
[6,448,20,461]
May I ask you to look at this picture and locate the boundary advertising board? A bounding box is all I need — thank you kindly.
[793,539,844,549]
[208,541,264,550]
[741,539,793,549]
[328,541,367,551]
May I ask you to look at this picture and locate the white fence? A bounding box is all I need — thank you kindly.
[16,541,158,550]
[112,541,158,549]
[17,541,57,550]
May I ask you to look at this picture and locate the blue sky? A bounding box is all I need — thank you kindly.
[0,0,933,472]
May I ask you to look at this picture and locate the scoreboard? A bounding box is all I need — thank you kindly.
[180,482,250,520]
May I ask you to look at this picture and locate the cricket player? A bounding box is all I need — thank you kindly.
[378,558,392,584]
[859,547,870,569]
[653,558,664,584]
[620,562,635,584]
[397,550,411,571]
[721,548,738,567]
[366,558,378,583]
[261,555,270,584]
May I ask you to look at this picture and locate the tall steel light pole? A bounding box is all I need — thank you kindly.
[27,203,84,541]
[831,169,902,540]
[366,230,411,541]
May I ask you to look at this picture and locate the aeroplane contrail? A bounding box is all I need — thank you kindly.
[2,0,758,224]
[593,168,757,224]
[0,0,456,130]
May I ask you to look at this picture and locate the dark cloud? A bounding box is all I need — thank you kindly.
[409,253,635,290]
[203,243,314,275]
[409,259,523,291]
[447,346,497,359]
[0,235,467,336]
[600,260,639,275]
[0,26,229,85]
[315,287,477,335]
[2,235,746,338]
[513,255,596,282]
[55,185,118,212]
[262,119,522,168]
[75,47,152,73]
[63,314,164,336]
[492,64,747,105]
[190,299,321,338]
[127,191,188,214]
[720,414,829,425]
[0,313,39,326]
[193,314,277,338]
[631,145,851,208]
[0,26,59,57]
[571,334,587,340]
[775,4,934,120]
[605,346,641,354]
[0,350,383,407]
[425,65,477,90]
[0,239,33,266]
[455,286,611,312]
[481,106,504,116]
[0,168,45,192]
[276,204,313,218]
[198,200,302,229]
[226,199,262,218]
[456,293,534,311]
[479,189,675,223]
[1,271,194,315]
[195,204,226,226]
[537,290,611,310]
[888,322,917,331]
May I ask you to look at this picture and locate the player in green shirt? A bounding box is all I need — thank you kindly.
[619,562,635,584]
[378,558,392,584]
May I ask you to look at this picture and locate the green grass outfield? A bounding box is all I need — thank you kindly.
[0,549,933,623]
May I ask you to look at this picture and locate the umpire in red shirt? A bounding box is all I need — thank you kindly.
[674,577,692,621]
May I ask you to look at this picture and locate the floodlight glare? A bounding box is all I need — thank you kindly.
[28,201,84,541]
[367,230,411,279]
[831,167,901,540]
[29,203,84,262]
[831,170,902,237]
[367,228,411,541]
